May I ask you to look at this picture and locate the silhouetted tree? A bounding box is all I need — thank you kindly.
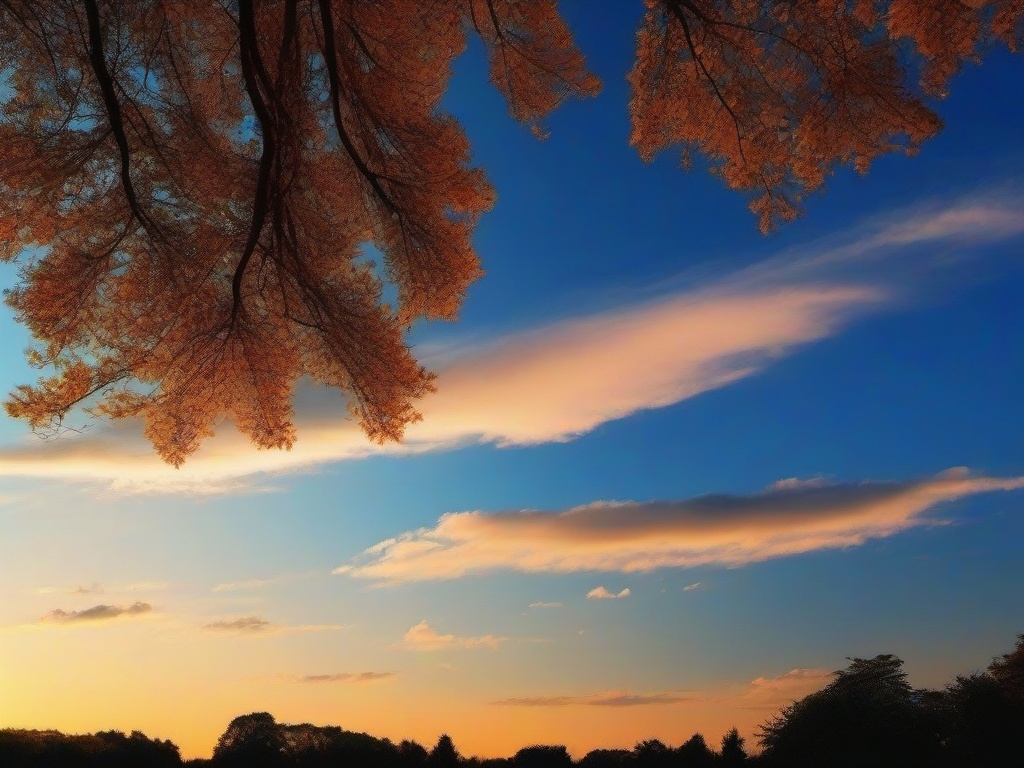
[399,740,431,768]
[758,655,944,768]
[989,633,1024,702]
[936,672,1020,768]
[676,734,714,768]
[1,1,1021,462]
[513,745,572,768]
[634,740,673,768]
[0,728,180,768]
[717,729,746,767]
[212,713,286,768]
[428,734,462,768]
[579,748,634,768]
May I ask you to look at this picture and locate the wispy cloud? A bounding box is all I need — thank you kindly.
[0,194,1018,493]
[34,583,103,596]
[33,580,168,596]
[734,668,835,710]
[528,601,563,609]
[493,691,691,707]
[586,586,631,600]
[682,582,703,592]
[211,571,318,593]
[298,672,395,683]
[122,581,170,592]
[201,616,342,636]
[750,668,834,692]
[71,582,104,596]
[395,620,505,651]
[40,602,153,625]
[336,469,1024,583]
[212,578,277,593]
[492,666,833,711]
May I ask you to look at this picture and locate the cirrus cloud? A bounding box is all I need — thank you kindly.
[201,616,343,636]
[493,691,691,707]
[298,672,395,683]
[0,194,1019,493]
[335,469,1024,583]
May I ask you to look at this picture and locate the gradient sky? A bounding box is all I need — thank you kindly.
[2,2,1023,761]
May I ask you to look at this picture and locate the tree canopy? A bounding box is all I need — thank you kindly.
[0,0,1019,463]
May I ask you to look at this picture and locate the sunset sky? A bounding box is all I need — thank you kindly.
[2,3,1023,761]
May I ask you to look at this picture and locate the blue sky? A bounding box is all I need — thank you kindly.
[1,1,1023,759]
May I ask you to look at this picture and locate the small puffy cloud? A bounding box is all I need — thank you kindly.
[298,672,394,683]
[396,620,505,651]
[337,469,1024,583]
[683,582,703,592]
[586,587,631,600]
[202,616,342,636]
[493,691,690,707]
[528,601,563,609]
[40,602,153,625]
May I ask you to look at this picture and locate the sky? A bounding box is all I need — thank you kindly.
[1,2,1024,761]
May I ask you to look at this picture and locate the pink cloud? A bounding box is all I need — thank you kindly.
[336,469,1024,583]
[586,586,631,600]
[395,620,506,651]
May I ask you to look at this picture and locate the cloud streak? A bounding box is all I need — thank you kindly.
[491,667,834,712]
[40,602,153,625]
[336,469,1024,583]
[201,616,343,636]
[0,193,1020,492]
[298,672,395,683]
[493,691,691,707]
[396,620,506,651]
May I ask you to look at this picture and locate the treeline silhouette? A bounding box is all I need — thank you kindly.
[3,634,1021,768]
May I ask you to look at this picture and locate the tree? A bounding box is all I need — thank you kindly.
[1,1,1020,463]
[758,655,944,768]
[211,712,286,768]
[675,734,713,768]
[399,740,431,768]
[940,673,1020,768]
[0,727,181,768]
[428,734,462,768]
[633,740,673,768]
[513,745,573,768]
[630,0,1021,232]
[718,729,746,767]
[989,633,1024,702]
[579,749,634,768]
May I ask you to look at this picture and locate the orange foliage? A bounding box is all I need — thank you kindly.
[630,0,1021,232]
[0,0,1018,463]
